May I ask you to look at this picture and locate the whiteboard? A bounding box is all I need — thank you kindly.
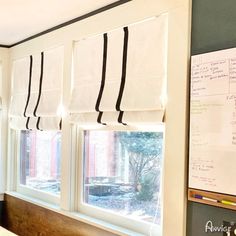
[189,47,236,196]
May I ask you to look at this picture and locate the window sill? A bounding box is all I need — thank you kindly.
[5,191,146,236]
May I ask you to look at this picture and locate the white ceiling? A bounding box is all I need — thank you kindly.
[0,0,118,45]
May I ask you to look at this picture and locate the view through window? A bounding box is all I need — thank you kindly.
[83,130,163,224]
[20,130,61,195]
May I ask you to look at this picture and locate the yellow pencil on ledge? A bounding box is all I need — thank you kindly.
[221,200,236,206]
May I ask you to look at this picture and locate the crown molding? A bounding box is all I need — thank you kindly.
[0,0,131,48]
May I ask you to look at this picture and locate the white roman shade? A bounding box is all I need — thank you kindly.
[69,15,167,125]
[9,46,64,130]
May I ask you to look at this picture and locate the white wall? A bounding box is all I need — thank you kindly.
[0,48,10,197]
[4,0,191,235]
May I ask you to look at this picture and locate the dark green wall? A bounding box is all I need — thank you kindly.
[191,0,236,55]
[187,202,236,236]
[188,0,236,235]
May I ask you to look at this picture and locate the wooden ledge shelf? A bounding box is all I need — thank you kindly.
[0,226,17,236]
[188,188,236,211]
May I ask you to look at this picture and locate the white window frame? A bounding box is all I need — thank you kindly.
[15,129,61,205]
[6,0,190,235]
[75,125,165,236]
[0,49,10,196]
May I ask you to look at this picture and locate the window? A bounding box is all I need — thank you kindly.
[82,130,164,227]
[19,130,61,196]
[6,1,190,235]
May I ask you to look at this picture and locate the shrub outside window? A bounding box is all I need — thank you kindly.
[83,130,163,225]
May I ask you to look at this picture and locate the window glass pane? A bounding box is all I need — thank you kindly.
[83,130,163,225]
[20,130,61,195]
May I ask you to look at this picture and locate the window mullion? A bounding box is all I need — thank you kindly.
[59,42,74,211]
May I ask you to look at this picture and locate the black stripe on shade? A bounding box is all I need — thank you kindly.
[95,33,108,125]
[59,119,62,130]
[118,111,125,124]
[115,27,129,125]
[23,55,33,130]
[33,52,44,117]
[23,55,33,118]
[97,112,105,125]
[26,117,31,130]
[33,52,44,130]
[36,117,42,131]
[162,111,166,123]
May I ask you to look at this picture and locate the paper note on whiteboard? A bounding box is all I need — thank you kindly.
[189,47,236,196]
